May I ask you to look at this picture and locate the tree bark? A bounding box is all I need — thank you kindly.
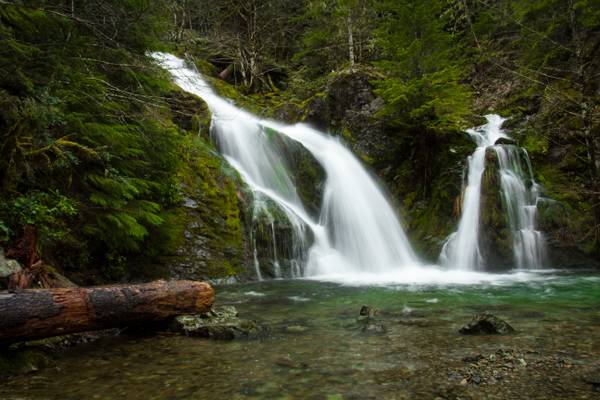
[0,280,214,344]
[347,10,355,70]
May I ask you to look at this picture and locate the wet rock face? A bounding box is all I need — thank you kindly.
[304,71,391,162]
[478,148,514,271]
[459,312,515,335]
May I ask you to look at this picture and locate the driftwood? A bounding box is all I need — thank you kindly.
[0,280,214,344]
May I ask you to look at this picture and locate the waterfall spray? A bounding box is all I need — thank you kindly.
[440,115,547,270]
[152,52,419,278]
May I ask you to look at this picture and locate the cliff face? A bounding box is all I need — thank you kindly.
[298,69,598,268]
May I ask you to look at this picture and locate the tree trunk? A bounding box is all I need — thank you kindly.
[347,10,355,70]
[0,280,214,344]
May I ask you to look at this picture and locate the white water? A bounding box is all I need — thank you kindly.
[441,115,547,270]
[494,144,547,268]
[152,53,420,279]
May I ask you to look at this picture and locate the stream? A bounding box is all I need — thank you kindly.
[2,270,599,399]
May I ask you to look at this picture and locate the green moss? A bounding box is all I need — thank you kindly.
[157,132,247,279]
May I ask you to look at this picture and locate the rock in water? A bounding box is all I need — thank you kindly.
[170,306,260,340]
[582,368,600,391]
[357,305,386,334]
[459,312,515,335]
[358,305,379,319]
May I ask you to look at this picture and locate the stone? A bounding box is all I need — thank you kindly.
[459,312,515,335]
[183,197,199,209]
[359,305,379,318]
[0,249,22,279]
[285,325,308,334]
[170,306,260,340]
[362,323,387,334]
[0,249,22,289]
[494,137,517,146]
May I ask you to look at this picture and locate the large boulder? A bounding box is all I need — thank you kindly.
[459,312,515,335]
[170,306,261,340]
[0,249,22,289]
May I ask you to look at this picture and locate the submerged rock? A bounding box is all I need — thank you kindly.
[459,312,515,335]
[582,368,600,391]
[362,323,387,334]
[285,325,308,334]
[357,305,386,334]
[170,306,260,340]
[358,305,379,320]
[359,305,378,317]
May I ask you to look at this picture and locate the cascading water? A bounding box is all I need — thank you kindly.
[440,114,547,270]
[152,53,419,278]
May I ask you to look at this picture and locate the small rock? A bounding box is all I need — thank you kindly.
[459,312,515,335]
[183,197,198,209]
[518,358,527,367]
[359,305,379,318]
[362,323,387,334]
[0,249,22,279]
[285,325,308,334]
[582,368,600,391]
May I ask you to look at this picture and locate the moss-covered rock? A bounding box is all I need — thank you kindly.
[478,148,513,270]
[157,135,251,280]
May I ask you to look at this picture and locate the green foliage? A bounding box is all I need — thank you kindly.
[0,191,76,251]
[0,3,184,278]
[373,0,472,134]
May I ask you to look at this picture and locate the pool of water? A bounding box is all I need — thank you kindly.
[1,270,599,399]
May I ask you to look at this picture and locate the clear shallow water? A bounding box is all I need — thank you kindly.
[2,271,600,399]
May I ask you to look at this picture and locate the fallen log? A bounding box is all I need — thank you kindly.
[0,280,214,344]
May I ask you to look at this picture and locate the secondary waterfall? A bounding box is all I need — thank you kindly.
[440,115,547,270]
[152,53,419,278]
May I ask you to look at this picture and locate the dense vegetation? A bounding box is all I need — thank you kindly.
[1,0,599,284]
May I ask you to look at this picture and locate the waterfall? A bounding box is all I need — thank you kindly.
[440,115,547,270]
[152,53,419,278]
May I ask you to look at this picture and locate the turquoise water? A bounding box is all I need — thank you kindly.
[1,271,599,399]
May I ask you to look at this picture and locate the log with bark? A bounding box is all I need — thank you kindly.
[0,280,214,344]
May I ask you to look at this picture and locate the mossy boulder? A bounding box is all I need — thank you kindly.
[170,306,261,340]
[478,148,514,270]
[158,137,251,280]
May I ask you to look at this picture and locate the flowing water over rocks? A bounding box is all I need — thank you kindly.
[441,115,547,271]
[152,53,419,280]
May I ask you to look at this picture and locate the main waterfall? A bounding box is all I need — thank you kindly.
[440,115,547,270]
[152,53,419,279]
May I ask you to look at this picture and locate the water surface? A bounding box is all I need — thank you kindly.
[2,270,599,399]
